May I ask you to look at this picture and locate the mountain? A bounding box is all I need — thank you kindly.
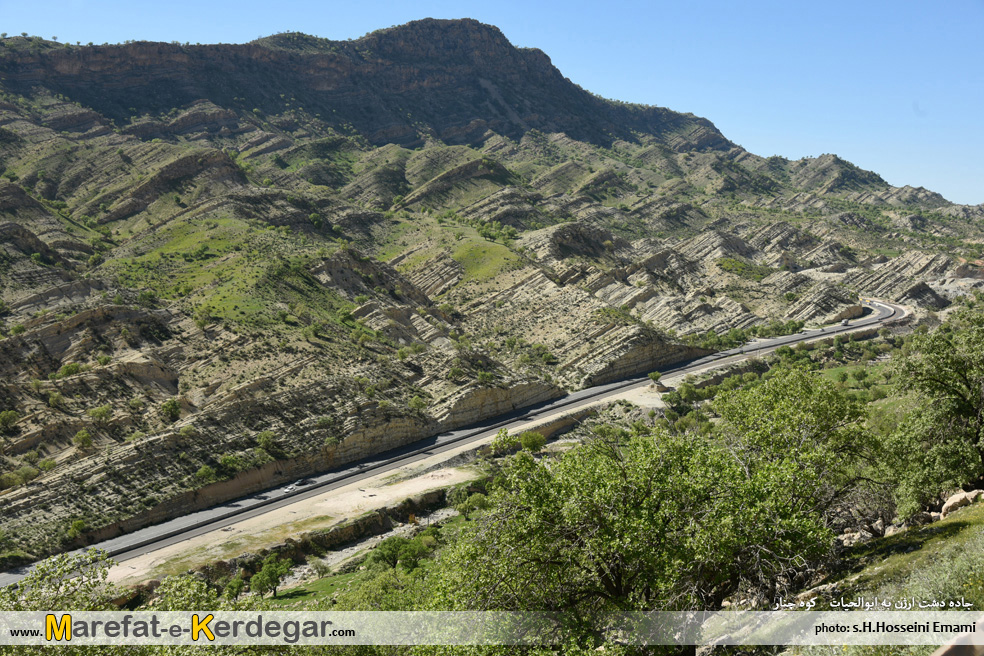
[0,18,982,566]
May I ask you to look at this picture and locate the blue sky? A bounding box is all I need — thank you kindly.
[2,0,981,204]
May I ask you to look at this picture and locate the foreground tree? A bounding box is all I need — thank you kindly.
[249,554,292,598]
[432,368,874,643]
[888,309,984,516]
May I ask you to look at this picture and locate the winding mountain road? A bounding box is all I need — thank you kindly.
[0,299,906,587]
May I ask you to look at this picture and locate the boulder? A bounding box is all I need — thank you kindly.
[941,490,983,518]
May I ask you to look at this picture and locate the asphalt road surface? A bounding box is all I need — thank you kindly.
[0,299,905,587]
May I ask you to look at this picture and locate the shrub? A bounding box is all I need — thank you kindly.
[73,429,93,450]
[66,519,87,540]
[56,363,81,378]
[520,431,547,452]
[490,428,520,455]
[15,466,38,483]
[457,492,490,515]
[159,398,180,422]
[195,465,216,483]
[87,405,112,424]
[408,395,427,412]
[136,290,157,307]
[0,410,20,432]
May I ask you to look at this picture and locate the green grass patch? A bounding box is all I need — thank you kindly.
[716,257,777,281]
[452,237,522,283]
[268,570,362,606]
[829,501,984,609]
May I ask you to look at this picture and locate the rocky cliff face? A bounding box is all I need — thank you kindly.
[0,20,729,150]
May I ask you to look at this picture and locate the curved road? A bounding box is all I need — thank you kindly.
[0,299,905,587]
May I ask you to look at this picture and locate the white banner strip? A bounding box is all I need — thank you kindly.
[0,611,982,646]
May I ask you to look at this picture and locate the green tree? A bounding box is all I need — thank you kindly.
[256,430,279,455]
[0,549,121,612]
[249,554,292,598]
[887,310,984,515]
[369,536,411,569]
[224,574,245,600]
[434,421,839,630]
[0,410,19,432]
[713,367,873,517]
[73,429,93,450]
[87,404,112,425]
[159,398,180,422]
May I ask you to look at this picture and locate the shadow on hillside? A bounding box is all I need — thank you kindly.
[274,587,312,601]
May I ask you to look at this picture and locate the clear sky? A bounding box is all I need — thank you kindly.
[2,0,981,204]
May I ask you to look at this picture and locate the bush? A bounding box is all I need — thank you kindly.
[490,428,520,455]
[307,556,331,578]
[408,395,427,412]
[195,465,216,483]
[56,363,81,378]
[457,492,490,515]
[66,519,87,540]
[159,398,180,422]
[73,429,93,450]
[136,290,157,308]
[0,410,20,432]
[519,431,546,452]
[87,405,112,424]
[15,466,38,483]
[0,473,20,490]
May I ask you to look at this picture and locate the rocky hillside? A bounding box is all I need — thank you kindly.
[0,18,982,566]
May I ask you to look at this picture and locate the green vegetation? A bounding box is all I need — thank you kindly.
[716,256,777,281]
[682,319,805,351]
[159,398,180,422]
[72,429,92,450]
[0,410,19,432]
[887,310,984,516]
[249,554,292,598]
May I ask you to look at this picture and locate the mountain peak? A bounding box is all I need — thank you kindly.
[0,19,729,150]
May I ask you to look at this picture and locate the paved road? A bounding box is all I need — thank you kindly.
[0,299,904,587]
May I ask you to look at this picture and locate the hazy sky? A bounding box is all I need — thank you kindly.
[2,0,981,204]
